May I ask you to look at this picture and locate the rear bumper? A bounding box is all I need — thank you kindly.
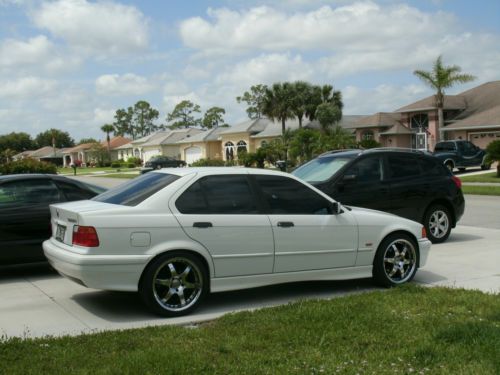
[453,191,466,225]
[43,238,149,292]
[418,238,432,267]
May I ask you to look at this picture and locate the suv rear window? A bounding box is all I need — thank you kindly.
[434,142,456,152]
[92,172,180,206]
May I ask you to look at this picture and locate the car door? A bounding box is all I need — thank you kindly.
[460,141,483,166]
[252,175,358,273]
[386,154,428,222]
[0,178,62,264]
[330,155,390,212]
[172,174,274,277]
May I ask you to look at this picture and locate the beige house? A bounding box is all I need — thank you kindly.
[115,129,203,164]
[177,127,227,164]
[13,146,68,166]
[350,81,500,151]
[62,136,131,167]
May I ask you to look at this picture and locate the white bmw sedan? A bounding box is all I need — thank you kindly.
[43,168,431,317]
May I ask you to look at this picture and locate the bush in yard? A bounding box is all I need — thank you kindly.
[127,163,135,168]
[190,158,225,167]
[0,158,57,175]
[358,139,381,149]
[485,140,500,177]
[111,162,121,168]
[126,157,142,166]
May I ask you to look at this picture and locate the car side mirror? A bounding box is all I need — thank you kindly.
[331,201,342,215]
[342,174,357,184]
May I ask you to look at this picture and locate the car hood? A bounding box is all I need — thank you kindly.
[347,205,422,229]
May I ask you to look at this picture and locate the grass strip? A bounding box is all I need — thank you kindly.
[460,172,500,183]
[462,185,500,196]
[1,285,498,374]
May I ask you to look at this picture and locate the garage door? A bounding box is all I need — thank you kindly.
[185,147,202,165]
[469,132,500,149]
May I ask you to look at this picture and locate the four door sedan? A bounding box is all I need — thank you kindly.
[0,174,106,265]
[43,168,431,317]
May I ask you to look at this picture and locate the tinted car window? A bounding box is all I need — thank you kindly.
[176,175,258,214]
[0,179,60,206]
[419,157,446,177]
[55,180,97,200]
[434,142,456,152]
[387,155,421,179]
[255,175,332,215]
[343,156,382,183]
[93,172,179,206]
[292,156,354,183]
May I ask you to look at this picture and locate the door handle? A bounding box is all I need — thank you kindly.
[193,222,213,228]
[277,221,294,228]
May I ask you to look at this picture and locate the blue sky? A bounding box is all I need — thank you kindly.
[0,0,499,142]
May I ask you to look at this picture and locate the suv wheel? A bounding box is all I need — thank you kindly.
[424,204,452,243]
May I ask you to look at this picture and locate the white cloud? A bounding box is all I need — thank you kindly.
[95,73,157,96]
[0,76,57,98]
[180,2,454,54]
[92,108,115,126]
[0,35,80,73]
[32,0,149,57]
[215,53,314,87]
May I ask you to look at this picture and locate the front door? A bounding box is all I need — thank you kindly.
[252,175,357,273]
[172,174,274,277]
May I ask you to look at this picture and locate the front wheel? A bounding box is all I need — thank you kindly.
[373,233,419,287]
[424,204,452,243]
[140,252,208,317]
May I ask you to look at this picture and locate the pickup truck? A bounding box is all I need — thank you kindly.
[433,140,490,172]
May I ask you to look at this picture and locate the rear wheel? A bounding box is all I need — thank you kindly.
[481,163,491,170]
[140,252,208,317]
[373,233,419,287]
[424,204,452,243]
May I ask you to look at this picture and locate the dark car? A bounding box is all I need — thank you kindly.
[433,140,490,172]
[141,156,186,174]
[0,174,106,265]
[292,148,465,243]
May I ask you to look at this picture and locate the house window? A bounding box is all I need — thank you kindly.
[224,142,235,160]
[260,140,268,148]
[361,131,374,141]
[237,141,248,154]
[410,114,428,130]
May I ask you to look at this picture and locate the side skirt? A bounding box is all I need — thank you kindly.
[210,266,373,293]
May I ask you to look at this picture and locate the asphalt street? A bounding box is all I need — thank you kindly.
[0,173,498,339]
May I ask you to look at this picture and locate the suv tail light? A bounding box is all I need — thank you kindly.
[451,176,462,189]
[72,226,99,247]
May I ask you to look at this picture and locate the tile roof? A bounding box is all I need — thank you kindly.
[345,112,399,129]
[395,95,467,112]
[219,118,269,135]
[177,127,226,143]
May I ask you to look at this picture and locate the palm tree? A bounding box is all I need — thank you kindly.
[291,81,312,128]
[262,82,296,135]
[101,124,115,154]
[413,56,475,142]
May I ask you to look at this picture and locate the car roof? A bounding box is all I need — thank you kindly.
[0,173,59,182]
[153,167,293,178]
[318,148,430,159]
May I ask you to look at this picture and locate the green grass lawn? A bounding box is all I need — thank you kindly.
[462,185,500,196]
[1,285,498,374]
[460,172,500,183]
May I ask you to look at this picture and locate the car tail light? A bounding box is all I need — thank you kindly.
[451,176,462,189]
[422,226,427,239]
[72,226,99,247]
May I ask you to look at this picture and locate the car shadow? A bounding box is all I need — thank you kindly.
[445,232,483,243]
[70,278,378,323]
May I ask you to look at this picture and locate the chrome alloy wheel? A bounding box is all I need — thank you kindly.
[428,210,450,239]
[383,239,417,284]
[152,257,203,313]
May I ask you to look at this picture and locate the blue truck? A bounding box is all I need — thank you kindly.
[433,140,491,172]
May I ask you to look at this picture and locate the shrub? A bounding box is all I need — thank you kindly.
[111,162,121,168]
[127,163,135,168]
[358,139,381,149]
[0,158,57,175]
[190,158,225,167]
[126,157,143,166]
[485,140,500,177]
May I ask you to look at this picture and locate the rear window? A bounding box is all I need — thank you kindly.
[292,155,354,183]
[434,142,456,152]
[92,172,180,206]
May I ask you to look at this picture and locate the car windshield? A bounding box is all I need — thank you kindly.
[292,156,353,183]
[92,172,180,206]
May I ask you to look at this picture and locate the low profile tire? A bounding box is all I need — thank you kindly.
[445,161,454,172]
[424,204,452,244]
[140,252,208,317]
[373,233,419,287]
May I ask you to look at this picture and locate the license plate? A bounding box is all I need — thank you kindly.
[55,224,66,242]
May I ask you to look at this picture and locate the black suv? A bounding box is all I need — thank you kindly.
[142,156,186,173]
[292,148,465,243]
